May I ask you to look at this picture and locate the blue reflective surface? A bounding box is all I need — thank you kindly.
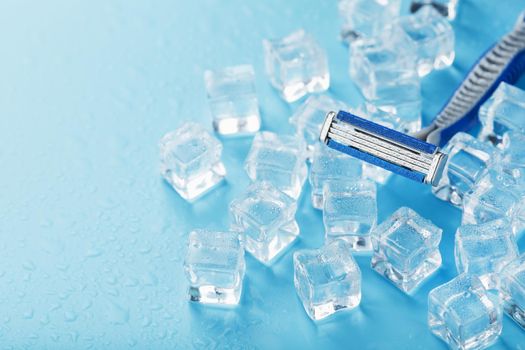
[0,0,524,348]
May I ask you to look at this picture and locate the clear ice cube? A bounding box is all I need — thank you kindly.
[293,239,361,321]
[159,123,226,202]
[500,131,525,185]
[455,219,519,290]
[396,6,455,76]
[432,132,499,207]
[461,168,525,235]
[338,0,401,42]
[410,0,459,20]
[371,207,442,293]
[204,64,261,136]
[349,27,421,124]
[500,253,525,329]
[362,102,421,143]
[323,180,377,252]
[309,143,363,209]
[428,274,502,350]
[183,230,245,305]
[478,82,525,147]
[263,30,329,103]
[244,132,308,199]
[229,181,299,264]
[290,95,348,154]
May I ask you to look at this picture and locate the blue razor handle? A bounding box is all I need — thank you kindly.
[417,12,525,146]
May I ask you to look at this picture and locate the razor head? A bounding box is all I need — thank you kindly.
[320,110,447,186]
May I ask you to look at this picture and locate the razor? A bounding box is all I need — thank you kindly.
[321,12,525,186]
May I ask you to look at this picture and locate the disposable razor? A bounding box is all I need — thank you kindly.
[321,12,525,186]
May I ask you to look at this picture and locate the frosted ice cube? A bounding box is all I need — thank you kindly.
[290,95,347,154]
[432,132,499,207]
[428,274,502,350]
[183,230,245,305]
[461,169,525,235]
[371,207,442,293]
[309,143,363,209]
[349,27,421,124]
[479,82,525,147]
[410,0,459,20]
[229,181,299,264]
[204,65,261,136]
[455,219,519,290]
[263,30,329,103]
[500,253,525,329]
[396,6,455,76]
[293,239,361,321]
[244,132,307,199]
[159,123,226,202]
[323,180,377,252]
[338,0,401,42]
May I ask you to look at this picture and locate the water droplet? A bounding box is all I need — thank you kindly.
[22,261,36,271]
[23,308,34,319]
[107,301,129,325]
[64,310,78,322]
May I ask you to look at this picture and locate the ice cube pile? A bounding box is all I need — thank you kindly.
[159,0,525,347]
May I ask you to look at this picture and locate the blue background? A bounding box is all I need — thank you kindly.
[1,0,525,348]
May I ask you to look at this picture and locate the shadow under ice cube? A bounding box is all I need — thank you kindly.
[294,239,361,321]
[184,230,245,305]
[263,29,329,103]
[159,123,226,202]
[229,181,299,264]
[371,207,442,293]
[428,274,502,350]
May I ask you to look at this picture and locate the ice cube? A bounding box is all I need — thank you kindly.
[309,143,363,209]
[455,219,519,290]
[338,0,401,42]
[229,181,299,264]
[396,6,455,76]
[479,82,525,147]
[410,0,459,20]
[461,169,525,235]
[244,132,308,199]
[428,274,502,350]
[263,30,329,103]
[204,65,261,136]
[183,230,245,305]
[500,131,525,185]
[371,207,442,293]
[363,102,421,143]
[500,253,525,329]
[159,123,226,202]
[290,95,348,154]
[323,180,377,252]
[349,27,421,124]
[432,132,499,207]
[293,239,361,320]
